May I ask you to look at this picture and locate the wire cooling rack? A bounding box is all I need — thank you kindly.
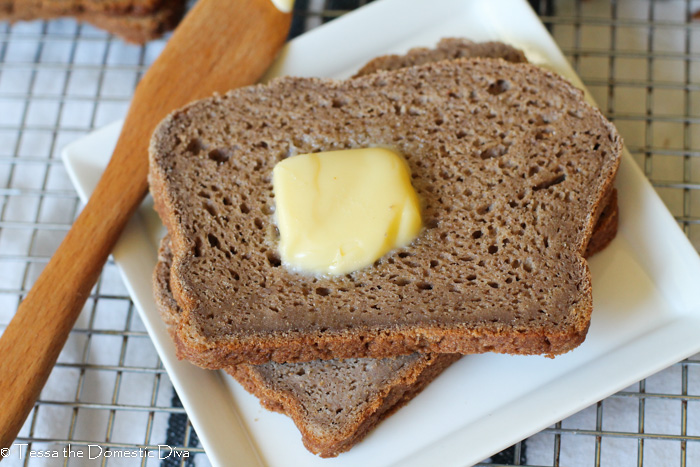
[0,0,699,466]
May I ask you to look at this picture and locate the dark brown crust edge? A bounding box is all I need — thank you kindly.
[584,188,618,257]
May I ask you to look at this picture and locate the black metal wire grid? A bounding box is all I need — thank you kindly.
[0,0,698,465]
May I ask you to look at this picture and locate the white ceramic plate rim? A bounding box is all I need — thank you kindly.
[62,0,700,465]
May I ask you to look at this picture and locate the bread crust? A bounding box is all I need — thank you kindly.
[150,58,622,367]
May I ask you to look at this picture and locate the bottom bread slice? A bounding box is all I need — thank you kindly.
[227,352,460,458]
[154,238,459,458]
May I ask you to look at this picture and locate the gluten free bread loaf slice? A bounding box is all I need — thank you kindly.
[149,57,622,367]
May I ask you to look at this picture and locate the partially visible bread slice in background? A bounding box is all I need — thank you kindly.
[354,38,528,77]
[0,0,185,43]
[149,57,622,368]
[1,0,165,17]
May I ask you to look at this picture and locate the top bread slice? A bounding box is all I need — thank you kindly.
[149,57,622,367]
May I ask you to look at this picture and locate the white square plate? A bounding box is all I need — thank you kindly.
[62,0,700,465]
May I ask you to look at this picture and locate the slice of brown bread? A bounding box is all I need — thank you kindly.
[0,0,184,44]
[2,0,165,17]
[84,0,183,44]
[354,38,528,77]
[149,57,623,367]
[154,237,460,458]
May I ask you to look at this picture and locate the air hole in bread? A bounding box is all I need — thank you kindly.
[394,278,410,286]
[479,144,507,160]
[523,258,534,273]
[487,79,510,95]
[488,282,499,289]
[206,234,221,251]
[416,282,433,291]
[472,230,482,239]
[208,148,230,164]
[193,237,203,257]
[316,287,331,296]
[240,202,250,214]
[185,138,205,155]
[476,204,492,215]
[266,251,281,267]
[533,174,566,191]
[332,97,348,108]
[254,218,264,230]
[488,245,498,254]
[204,201,217,217]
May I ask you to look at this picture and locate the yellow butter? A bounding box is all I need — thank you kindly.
[272,148,422,275]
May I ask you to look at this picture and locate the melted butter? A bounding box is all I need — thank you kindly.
[272,148,422,275]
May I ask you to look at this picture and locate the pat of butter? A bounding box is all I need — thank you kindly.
[272,148,422,275]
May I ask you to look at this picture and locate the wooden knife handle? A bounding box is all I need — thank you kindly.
[0,0,291,448]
